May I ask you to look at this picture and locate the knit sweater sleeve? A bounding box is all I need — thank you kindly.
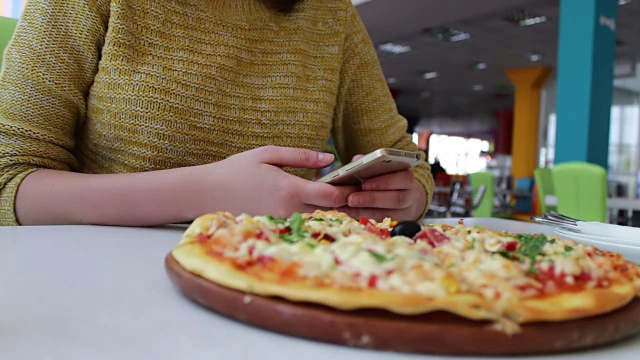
[331,3,434,219]
[0,0,110,225]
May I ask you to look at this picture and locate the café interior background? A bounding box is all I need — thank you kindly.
[2,0,640,200]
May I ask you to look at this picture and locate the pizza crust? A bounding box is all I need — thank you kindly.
[516,282,636,323]
[172,244,501,321]
[178,212,236,246]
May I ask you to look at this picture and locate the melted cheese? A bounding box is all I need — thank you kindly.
[194,210,639,305]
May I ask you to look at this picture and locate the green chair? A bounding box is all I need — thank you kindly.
[534,167,557,215]
[468,171,495,217]
[0,16,19,69]
[552,162,607,222]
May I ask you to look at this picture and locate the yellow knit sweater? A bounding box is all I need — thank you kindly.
[0,0,433,225]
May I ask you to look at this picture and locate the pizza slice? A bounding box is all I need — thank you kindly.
[171,210,640,334]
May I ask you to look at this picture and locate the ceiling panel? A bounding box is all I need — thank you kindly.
[357,0,640,123]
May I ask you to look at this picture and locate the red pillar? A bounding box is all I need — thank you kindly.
[494,109,514,155]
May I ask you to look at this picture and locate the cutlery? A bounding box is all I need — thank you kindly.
[529,216,578,231]
[531,212,640,242]
[544,211,578,226]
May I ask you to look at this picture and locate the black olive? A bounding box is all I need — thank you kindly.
[391,221,422,238]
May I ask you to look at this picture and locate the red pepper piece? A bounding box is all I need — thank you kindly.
[504,241,519,252]
[368,275,378,288]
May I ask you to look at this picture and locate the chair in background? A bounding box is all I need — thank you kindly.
[513,177,534,213]
[0,16,19,69]
[552,162,607,222]
[534,167,557,215]
[428,180,464,217]
[467,171,495,217]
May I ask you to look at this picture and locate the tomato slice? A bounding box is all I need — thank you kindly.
[414,228,450,247]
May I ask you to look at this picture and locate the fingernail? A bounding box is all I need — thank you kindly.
[318,152,334,162]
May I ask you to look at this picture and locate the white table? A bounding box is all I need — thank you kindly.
[1,220,640,360]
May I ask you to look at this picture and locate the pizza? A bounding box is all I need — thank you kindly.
[170,210,640,334]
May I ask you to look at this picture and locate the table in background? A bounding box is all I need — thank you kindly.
[608,197,640,226]
[541,196,640,226]
[2,221,640,360]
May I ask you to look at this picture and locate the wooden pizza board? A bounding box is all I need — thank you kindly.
[165,254,640,356]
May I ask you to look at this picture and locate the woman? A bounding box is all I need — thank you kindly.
[0,0,433,226]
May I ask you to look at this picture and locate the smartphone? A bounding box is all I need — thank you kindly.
[316,148,423,185]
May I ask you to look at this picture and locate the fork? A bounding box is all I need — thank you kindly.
[544,211,579,225]
[530,211,580,230]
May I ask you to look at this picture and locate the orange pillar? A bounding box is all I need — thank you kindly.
[506,67,552,183]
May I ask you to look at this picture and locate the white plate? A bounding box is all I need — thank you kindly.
[555,228,640,247]
[554,228,640,264]
[576,221,640,241]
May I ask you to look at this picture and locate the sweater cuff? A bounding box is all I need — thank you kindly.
[413,165,435,221]
[0,168,40,226]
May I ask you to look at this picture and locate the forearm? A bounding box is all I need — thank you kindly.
[15,168,207,226]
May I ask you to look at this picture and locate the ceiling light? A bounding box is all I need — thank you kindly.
[387,77,397,84]
[619,0,632,5]
[352,0,374,5]
[378,43,411,54]
[519,16,547,26]
[473,84,484,91]
[422,71,439,80]
[528,53,543,62]
[449,32,470,42]
[428,28,471,43]
[506,10,548,27]
[474,62,488,70]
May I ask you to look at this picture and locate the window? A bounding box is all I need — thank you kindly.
[1,0,26,18]
[427,134,491,175]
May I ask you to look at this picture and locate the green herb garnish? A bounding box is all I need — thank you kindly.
[368,251,388,262]
[310,218,325,222]
[557,245,574,257]
[468,238,477,250]
[511,234,549,275]
[513,234,548,263]
[279,212,308,244]
[266,215,287,225]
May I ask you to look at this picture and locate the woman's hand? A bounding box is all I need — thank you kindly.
[334,156,428,222]
[194,146,358,218]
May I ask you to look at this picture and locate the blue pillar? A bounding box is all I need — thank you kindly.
[555,0,618,168]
